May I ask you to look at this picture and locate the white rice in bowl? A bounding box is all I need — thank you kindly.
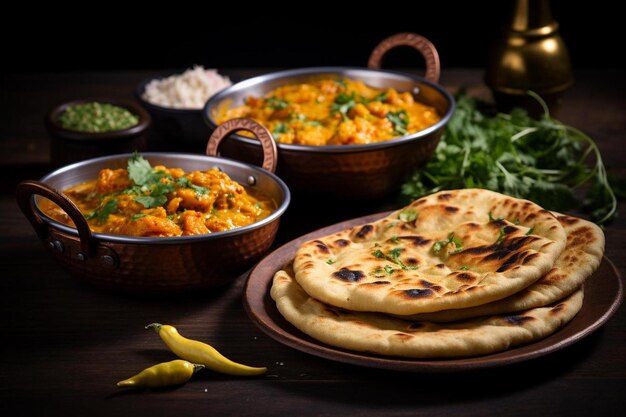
[142,66,231,109]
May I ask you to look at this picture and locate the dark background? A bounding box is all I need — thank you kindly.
[4,1,622,72]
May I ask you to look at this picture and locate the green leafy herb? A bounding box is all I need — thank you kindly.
[495,227,506,244]
[398,209,417,222]
[134,195,167,208]
[335,79,347,88]
[401,92,619,225]
[266,97,290,110]
[331,92,357,121]
[176,176,209,197]
[432,233,463,255]
[371,91,388,102]
[84,198,118,222]
[128,153,154,186]
[273,123,289,137]
[384,265,396,274]
[371,248,417,270]
[390,236,400,244]
[387,110,409,136]
[488,212,503,222]
[525,227,535,236]
[459,266,469,270]
[369,265,396,277]
[131,213,147,221]
[326,258,336,265]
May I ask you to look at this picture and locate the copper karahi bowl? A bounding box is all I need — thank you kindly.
[204,33,455,199]
[16,119,290,291]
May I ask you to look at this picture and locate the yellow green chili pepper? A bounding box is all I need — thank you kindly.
[117,359,204,388]
[146,323,267,376]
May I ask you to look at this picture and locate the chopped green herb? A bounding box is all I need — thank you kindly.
[390,236,400,244]
[401,92,619,225]
[459,266,469,270]
[266,97,290,110]
[488,212,503,222]
[432,233,463,255]
[372,247,417,270]
[525,227,535,235]
[273,123,289,137]
[398,209,417,222]
[128,153,155,186]
[84,198,118,222]
[387,110,409,136]
[134,194,167,209]
[371,91,388,102]
[373,242,381,247]
[211,208,217,216]
[254,202,263,209]
[513,218,521,225]
[326,259,336,265]
[176,176,209,197]
[331,92,357,121]
[131,213,147,221]
[335,79,347,88]
[495,227,506,244]
[384,265,396,275]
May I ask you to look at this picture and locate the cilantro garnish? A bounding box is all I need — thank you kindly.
[432,233,463,255]
[266,97,290,110]
[401,92,619,225]
[398,209,417,222]
[331,92,357,121]
[84,198,118,222]
[387,110,409,136]
[371,247,417,270]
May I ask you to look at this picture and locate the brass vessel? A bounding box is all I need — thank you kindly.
[485,0,573,116]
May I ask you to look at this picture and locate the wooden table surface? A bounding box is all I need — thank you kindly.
[1,69,624,416]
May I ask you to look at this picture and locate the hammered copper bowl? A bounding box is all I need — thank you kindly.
[203,33,455,199]
[16,119,290,292]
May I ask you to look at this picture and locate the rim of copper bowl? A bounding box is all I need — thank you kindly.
[203,67,456,154]
[34,152,291,245]
[46,98,151,142]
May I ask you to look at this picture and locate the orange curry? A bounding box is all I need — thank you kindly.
[40,155,274,237]
[215,78,440,146]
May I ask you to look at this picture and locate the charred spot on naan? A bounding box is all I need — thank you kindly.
[568,225,598,247]
[397,236,431,246]
[332,268,365,282]
[311,240,331,253]
[392,333,415,341]
[400,288,435,299]
[550,303,566,314]
[449,271,476,283]
[334,239,350,247]
[353,224,374,240]
[437,192,453,201]
[503,315,535,326]
[455,235,542,272]
[420,280,442,291]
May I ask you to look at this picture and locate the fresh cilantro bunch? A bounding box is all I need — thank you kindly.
[401,92,618,224]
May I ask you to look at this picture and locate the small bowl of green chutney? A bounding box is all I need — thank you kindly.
[46,99,151,167]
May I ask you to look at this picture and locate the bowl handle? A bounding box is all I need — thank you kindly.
[206,118,278,173]
[16,180,96,257]
[368,32,441,83]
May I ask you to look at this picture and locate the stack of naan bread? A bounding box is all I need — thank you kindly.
[271,189,605,358]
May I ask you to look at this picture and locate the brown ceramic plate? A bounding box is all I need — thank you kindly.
[243,211,624,372]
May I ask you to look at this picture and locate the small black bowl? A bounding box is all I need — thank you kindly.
[135,78,211,153]
[45,98,151,168]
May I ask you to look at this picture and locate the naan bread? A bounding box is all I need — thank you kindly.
[294,189,567,315]
[408,213,604,322]
[271,265,583,359]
